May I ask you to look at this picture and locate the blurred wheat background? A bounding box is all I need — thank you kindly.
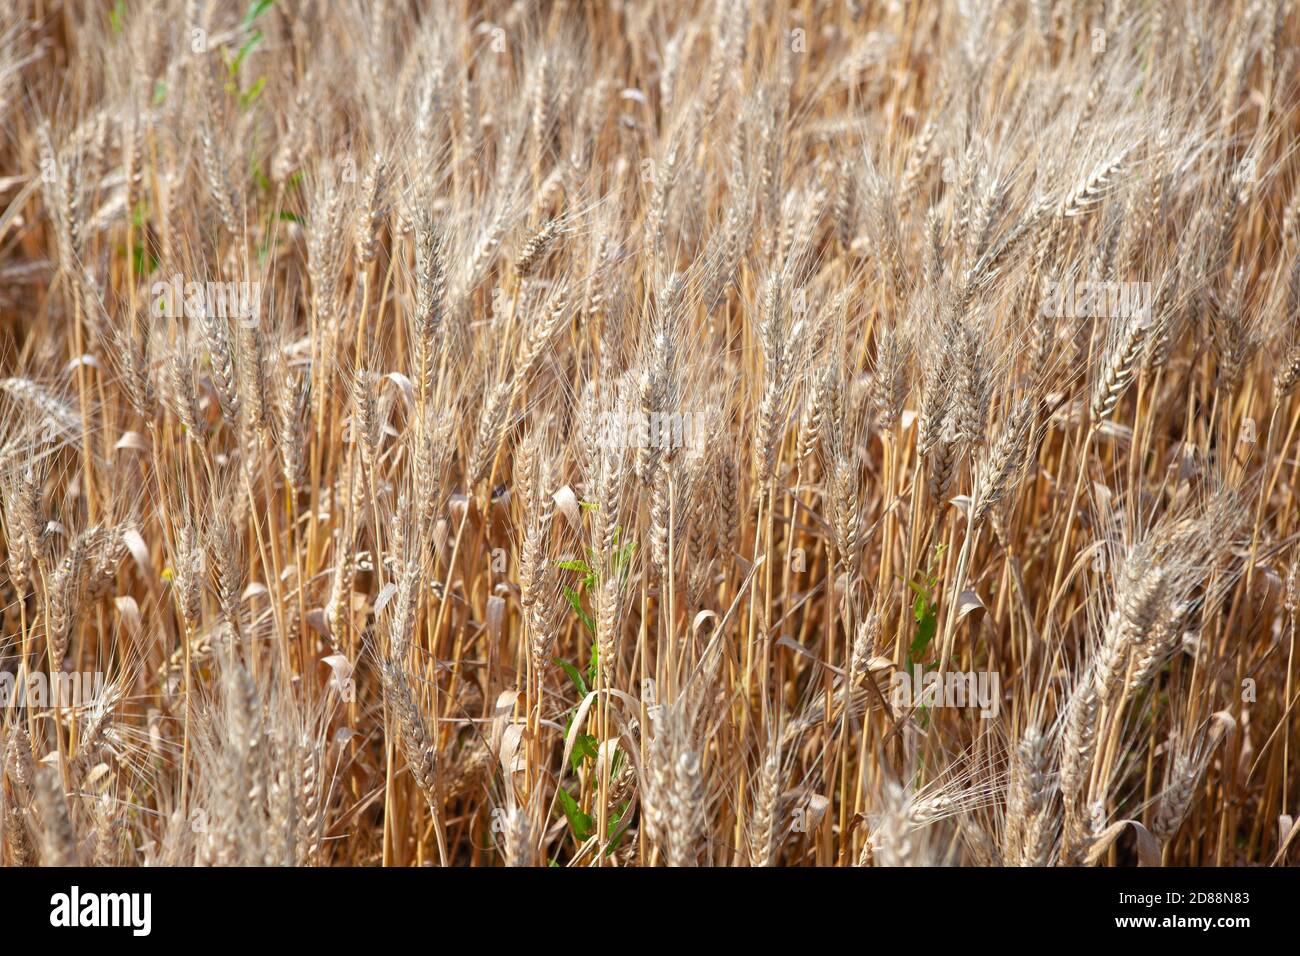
[1,0,1299,867]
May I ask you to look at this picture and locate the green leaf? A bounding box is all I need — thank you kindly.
[907,578,930,605]
[562,584,595,635]
[241,0,276,28]
[556,789,593,842]
[251,161,271,194]
[229,28,263,76]
[553,658,589,698]
[132,244,159,277]
[109,0,126,32]
[570,733,598,773]
[614,534,636,581]
[152,80,167,105]
[905,574,939,664]
[909,599,937,664]
[559,555,596,590]
[604,801,631,855]
[239,75,266,109]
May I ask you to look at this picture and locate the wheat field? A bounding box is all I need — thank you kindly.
[0,0,1298,868]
